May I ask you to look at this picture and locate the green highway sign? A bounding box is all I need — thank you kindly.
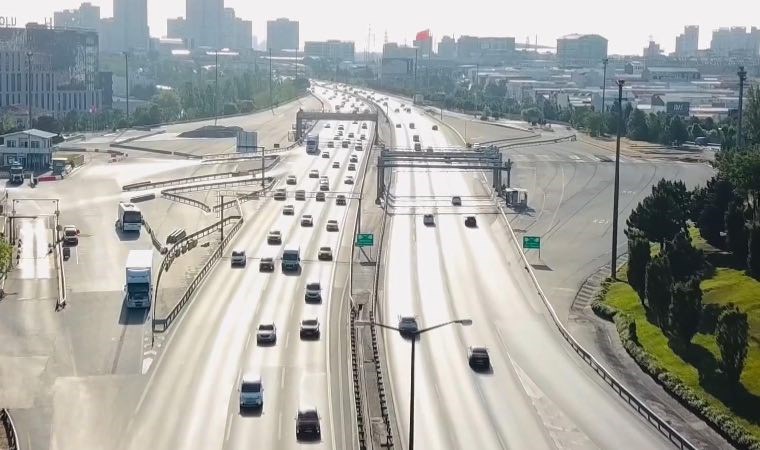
[356,233,374,247]
[523,236,541,250]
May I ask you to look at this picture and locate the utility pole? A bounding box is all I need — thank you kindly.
[26,51,33,129]
[611,80,625,279]
[269,48,273,109]
[601,57,608,131]
[123,51,130,123]
[214,50,219,126]
[737,66,747,149]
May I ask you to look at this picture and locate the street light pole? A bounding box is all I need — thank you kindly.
[737,66,747,149]
[611,79,625,279]
[601,57,608,131]
[408,336,417,450]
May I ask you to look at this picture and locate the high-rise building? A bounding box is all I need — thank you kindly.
[114,0,149,52]
[437,36,456,59]
[185,0,223,48]
[54,2,101,31]
[456,35,515,63]
[304,40,355,62]
[413,30,433,57]
[556,34,607,67]
[0,24,106,120]
[220,8,252,49]
[643,40,664,64]
[710,27,760,57]
[267,18,299,51]
[675,26,699,57]
[166,17,186,40]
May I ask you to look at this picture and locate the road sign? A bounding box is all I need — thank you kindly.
[356,233,374,247]
[523,236,541,250]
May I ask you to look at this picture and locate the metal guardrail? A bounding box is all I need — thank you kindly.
[1,408,19,450]
[161,191,211,212]
[494,200,696,450]
[141,218,166,253]
[122,171,242,191]
[495,134,576,150]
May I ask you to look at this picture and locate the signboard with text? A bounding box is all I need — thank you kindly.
[356,234,374,247]
[522,236,541,250]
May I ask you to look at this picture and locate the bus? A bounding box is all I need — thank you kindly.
[116,202,143,232]
[306,134,319,154]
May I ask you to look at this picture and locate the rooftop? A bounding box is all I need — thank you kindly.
[1,128,57,139]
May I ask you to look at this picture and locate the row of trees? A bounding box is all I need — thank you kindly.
[624,145,760,386]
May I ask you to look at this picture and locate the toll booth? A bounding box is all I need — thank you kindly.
[505,188,528,209]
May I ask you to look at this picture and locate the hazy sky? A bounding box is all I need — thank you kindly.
[7,1,758,55]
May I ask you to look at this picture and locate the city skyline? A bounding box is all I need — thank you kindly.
[7,0,760,55]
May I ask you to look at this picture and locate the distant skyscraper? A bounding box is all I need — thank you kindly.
[54,2,100,31]
[710,26,760,57]
[267,18,299,51]
[413,29,433,57]
[304,40,355,62]
[114,0,149,51]
[166,17,186,40]
[437,36,456,59]
[675,26,699,57]
[185,0,223,48]
[556,34,608,67]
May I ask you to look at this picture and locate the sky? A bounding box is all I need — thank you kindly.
[6,0,758,55]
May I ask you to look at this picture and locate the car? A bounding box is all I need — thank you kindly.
[451,196,462,206]
[301,215,314,227]
[256,323,277,344]
[239,374,263,409]
[394,108,400,113]
[327,141,334,148]
[426,147,434,153]
[409,123,415,129]
[319,183,329,191]
[231,249,246,267]
[414,143,422,151]
[395,123,402,128]
[332,161,340,168]
[338,125,344,130]
[465,216,477,227]
[267,230,282,244]
[337,130,344,137]
[342,140,349,148]
[321,152,330,159]
[296,406,322,441]
[283,205,295,215]
[324,123,331,128]
[300,318,321,338]
[360,135,366,140]
[406,108,412,113]
[348,163,356,171]
[63,225,79,245]
[344,176,355,185]
[333,135,341,141]
[305,281,322,302]
[350,155,358,163]
[316,191,326,202]
[354,145,363,151]
[423,214,435,226]
[259,257,275,272]
[326,220,339,232]
[295,190,306,201]
[348,132,354,138]
[398,316,418,337]
[336,195,347,206]
[286,175,297,185]
[352,120,358,125]
[361,123,368,129]
[318,246,333,261]
[468,346,491,371]
[273,189,287,200]
[432,124,439,130]
[309,170,319,178]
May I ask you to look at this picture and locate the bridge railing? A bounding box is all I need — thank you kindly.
[1,408,19,450]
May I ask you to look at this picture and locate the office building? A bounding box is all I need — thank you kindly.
[304,40,355,62]
[456,35,515,63]
[0,25,105,122]
[267,18,299,51]
[185,0,223,48]
[413,30,433,57]
[437,36,456,59]
[381,43,416,79]
[643,40,665,64]
[556,34,608,67]
[221,8,252,49]
[53,2,100,31]
[675,26,699,57]
[0,129,58,169]
[114,0,149,52]
[710,27,760,57]
[166,17,186,40]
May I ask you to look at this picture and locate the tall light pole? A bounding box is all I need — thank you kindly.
[611,79,625,279]
[601,57,608,131]
[357,318,473,450]
[214,50,219,126]
[737,66,747,149]
[26,51,33,129]
[123,51,130,124]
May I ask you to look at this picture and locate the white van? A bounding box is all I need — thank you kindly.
[239,373,263,409]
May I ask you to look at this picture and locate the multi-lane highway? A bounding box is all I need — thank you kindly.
[372,91,671,449]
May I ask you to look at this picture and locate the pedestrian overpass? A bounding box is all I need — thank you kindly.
[295,110,379,142]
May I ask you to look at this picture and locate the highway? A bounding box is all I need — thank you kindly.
[373,92,671,449]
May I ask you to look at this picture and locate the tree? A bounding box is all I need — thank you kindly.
[664,230,706,282]
[152,90,181,122]
[626,180,688,249]
[521,107,542,124]
[34,115,62,134]
[585,112,604,137]
[645,253,673,328]
[744,85,760,146]
[0,239,12,280]
[664,115,689,145]
[627,108,649,141]
[627,229,651,301]
[715,148,760,222]
[725,200,748,266]
[748,224,760,279]
[646,113,664,143]
[668,278,703,344]
[693,177,735,247]
[223,102,239,115]
[716,304,749,385]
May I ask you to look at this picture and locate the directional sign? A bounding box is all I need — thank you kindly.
[522,236,541,250]
[356,233,374,247]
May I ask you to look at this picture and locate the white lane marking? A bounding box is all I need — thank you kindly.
[281,369,286,389]
[285,332,290,349]
[224,413,233,442]
[278,413,283,440]
[568,154,580,160]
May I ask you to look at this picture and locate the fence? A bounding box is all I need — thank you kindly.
[494,201,696,450]
[1,408,18,450]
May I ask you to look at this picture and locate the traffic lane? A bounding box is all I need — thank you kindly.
[16,217,54,280]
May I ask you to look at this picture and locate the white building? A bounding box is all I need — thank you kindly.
[0,129,57,169]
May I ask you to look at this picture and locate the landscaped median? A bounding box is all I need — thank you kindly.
[593,265,760,450]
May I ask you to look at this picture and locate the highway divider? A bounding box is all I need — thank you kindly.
[0,408,18,450]
[494,199,696,450]
[111,129,166,145]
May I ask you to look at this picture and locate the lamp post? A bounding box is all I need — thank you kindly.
[737,66,747,149]
[26,51,33,129]
[600,57,608,130]
[611,79,625,279]
[123,51,130,123]
[357,318,473,450]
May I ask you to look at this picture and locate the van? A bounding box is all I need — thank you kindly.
[239,374,263,409]
[282,246,301,271]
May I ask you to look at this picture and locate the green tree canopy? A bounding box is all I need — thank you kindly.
[646,253,673,328]
[668,278,703,344]
[716,304,749,385]
[626,108,649,141]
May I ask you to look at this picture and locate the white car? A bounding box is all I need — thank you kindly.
[231,249,246,267]
[300,318,321,339]
[344,176,354,185]
[423,214,435,226]
[350,155,358,163]
[273,189,287,200]
[326,220,339,232]
[239,374,264,409]
[286,175,297,185]
[324,123,331,128]
[257,323,277,344]
[301,215,314,227]
[309,170,319,178]
[318,246,333,261]
[305,281,322,302]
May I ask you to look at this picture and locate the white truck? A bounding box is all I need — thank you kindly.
[306,134,320,154]
[116,202,143,233]
[125,250,153,309]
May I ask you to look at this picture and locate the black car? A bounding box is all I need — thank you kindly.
[296,407,321,441]
[259,257,275,272]
[468,347,491,371]
[465,216,477,227]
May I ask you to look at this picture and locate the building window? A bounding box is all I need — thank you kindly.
[31,141,40,149]
[7,140,15,148]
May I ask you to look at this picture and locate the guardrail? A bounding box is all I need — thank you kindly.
[141,218,166,253]
[495,134,576,150]
[0,408,18,450]
[112,129,166,146]
[110,142,201,159]
[494,200,696,450]
[54,215,67,311]
[122,171,241,191]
